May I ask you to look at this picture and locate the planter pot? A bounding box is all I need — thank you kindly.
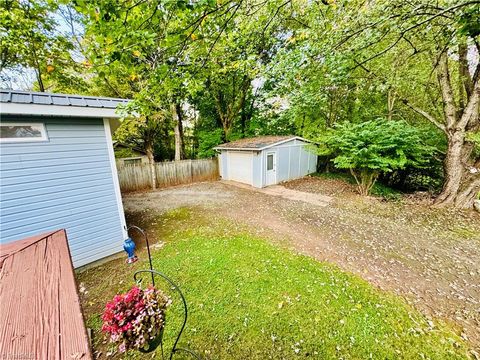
[139,319,165,353]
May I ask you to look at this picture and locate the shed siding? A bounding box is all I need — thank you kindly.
[218,138,317,188]
[263,139,317,187]
[0,116,125,267]
[252,152,263,188]
[276,146,290,182]
[288,147,300,180]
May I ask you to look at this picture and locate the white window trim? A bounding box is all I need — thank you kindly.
[266,153,275,171]
[0,122,48,143]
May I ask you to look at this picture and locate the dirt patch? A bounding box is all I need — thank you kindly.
[123,183,235,213]
[122,179,480,351]
[284,174,358,198]
[222,180,332,206]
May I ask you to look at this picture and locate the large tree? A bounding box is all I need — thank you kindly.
[76,0,300,149]
[0,0,84,92]
[357,1,480,209]
[273,0,480,208]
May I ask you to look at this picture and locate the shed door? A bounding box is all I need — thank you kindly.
[265,151,277,186]
[227,151,253,185]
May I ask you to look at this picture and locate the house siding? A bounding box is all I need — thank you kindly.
[0,116,125,267]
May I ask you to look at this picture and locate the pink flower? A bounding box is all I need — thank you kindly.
[134,300,145,310]
[101,285,170,353]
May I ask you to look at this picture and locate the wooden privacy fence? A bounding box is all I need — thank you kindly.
[117,158,219,192]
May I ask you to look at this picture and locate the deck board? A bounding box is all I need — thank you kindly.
[0,230,92,359]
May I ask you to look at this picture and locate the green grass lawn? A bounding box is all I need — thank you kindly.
[78,208,470,359]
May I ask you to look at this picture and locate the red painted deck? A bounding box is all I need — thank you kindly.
[0,230,92,360]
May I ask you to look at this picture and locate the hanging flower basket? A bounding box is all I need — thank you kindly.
[102,285,171,353]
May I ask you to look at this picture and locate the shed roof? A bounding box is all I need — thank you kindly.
[0,230,93,359]
[0,89,130,118]
[214,135,307,151]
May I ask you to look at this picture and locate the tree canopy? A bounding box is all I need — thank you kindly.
[1,0,479,207]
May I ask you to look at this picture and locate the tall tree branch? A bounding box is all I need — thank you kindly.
[436,51,458,129]
[401,99,446,133]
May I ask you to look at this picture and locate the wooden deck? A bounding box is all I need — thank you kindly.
[0,230,92,360]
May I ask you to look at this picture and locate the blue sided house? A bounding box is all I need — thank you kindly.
[0,90,130,268]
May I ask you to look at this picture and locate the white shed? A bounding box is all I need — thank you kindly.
[214,136,317,188]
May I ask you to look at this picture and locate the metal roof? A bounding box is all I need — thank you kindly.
[214,135,309,151]
[0,89,129,109]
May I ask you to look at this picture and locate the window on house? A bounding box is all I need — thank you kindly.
[0,123,48,142]
[267,154,274,170]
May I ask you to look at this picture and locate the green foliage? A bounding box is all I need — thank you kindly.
[197,129,223,158]
[1,1,86,92]
[466,131,480,157]
[1,0,58,70]
[370,182,402,201]
[74,0,301,155]
[114,147,137,159]
[457,5,480,37]
[114,101,168,160]
[320,119,431,195]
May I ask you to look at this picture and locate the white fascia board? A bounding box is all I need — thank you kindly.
[213,147,261,152]
[104,119,128,240]
[214,137,314,152]
[259,136,313,150]
[1,102,124,118]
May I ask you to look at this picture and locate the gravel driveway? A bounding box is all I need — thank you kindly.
[122,179,480,351]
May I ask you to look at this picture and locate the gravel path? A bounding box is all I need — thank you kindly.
[122,179,480,351]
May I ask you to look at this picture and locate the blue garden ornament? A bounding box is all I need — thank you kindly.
[123,237,138,264]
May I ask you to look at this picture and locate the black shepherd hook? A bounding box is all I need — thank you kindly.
[127,225,155,286]
[133,269,201,360]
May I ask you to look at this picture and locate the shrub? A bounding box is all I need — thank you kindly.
[102,285,171,353]
[319,119,430,195]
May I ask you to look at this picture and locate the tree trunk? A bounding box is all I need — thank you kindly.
[172,102,185,161]
[455,177,480,209]
[213,94,233,142]
[350,169,378,196]
[29,36,45,92]
[387,88,396,120]
[240,107,247,137]
[35,68,45,92]
[145,144,156,190]
[435,133,465,204]
[432,49,480,209]
[222,123,231,142]
[32,52,45,92]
